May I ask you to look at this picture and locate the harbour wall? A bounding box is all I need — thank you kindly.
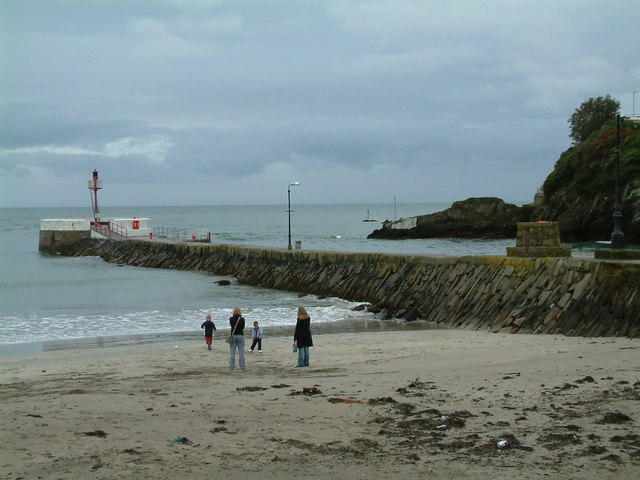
[59,239,640,338]
[39,218,152,253]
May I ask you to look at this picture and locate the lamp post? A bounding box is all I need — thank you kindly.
[610,114,640,249]
[611,114,624,249]
[287,181,300,250]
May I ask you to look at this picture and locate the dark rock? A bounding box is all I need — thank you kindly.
[575,375,596,384]
[404,309,420,322]
[538,432,582,449]
[582,445,607,455]
[352,303,370,311]
[368,197,533,239]
[366,305,384,314]
[597,411,632,424]
[215,280,231,286]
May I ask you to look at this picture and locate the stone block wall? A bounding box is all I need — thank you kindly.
[39,230,91,254]
[60,239,640,338]
[515,222,561,247]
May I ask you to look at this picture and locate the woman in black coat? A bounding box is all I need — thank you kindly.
[294,306,313,367]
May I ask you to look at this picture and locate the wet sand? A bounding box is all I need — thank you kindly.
[1,328,639,479]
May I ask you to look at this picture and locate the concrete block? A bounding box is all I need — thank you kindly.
[507,222,571,257]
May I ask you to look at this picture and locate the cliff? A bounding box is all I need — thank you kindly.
[535,119,640,242]
[59,238,640,338]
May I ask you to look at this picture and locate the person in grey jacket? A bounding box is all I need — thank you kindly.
[250,321,263,352]
[229,306,245,369]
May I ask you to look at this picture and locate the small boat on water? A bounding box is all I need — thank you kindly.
[362,209,377,222]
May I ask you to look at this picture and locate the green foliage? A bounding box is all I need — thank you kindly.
[543,117,640,199]
[568,95,620,144]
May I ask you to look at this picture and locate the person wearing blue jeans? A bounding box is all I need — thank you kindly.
[293,306,313,367]
[229,306,246,369]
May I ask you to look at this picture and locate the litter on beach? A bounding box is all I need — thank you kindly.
[73,429,107,438]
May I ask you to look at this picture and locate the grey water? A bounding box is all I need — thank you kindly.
[0,202,597,350]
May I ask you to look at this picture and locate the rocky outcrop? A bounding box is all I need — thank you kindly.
[368,197,534,239]
[60,238,640,338]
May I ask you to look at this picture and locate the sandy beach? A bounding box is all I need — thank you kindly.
[1,328,639,479]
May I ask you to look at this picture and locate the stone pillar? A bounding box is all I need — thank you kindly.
[506,222,571,257]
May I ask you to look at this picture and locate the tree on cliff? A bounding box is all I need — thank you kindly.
[568,95,620,144]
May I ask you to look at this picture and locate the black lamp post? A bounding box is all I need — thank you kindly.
[287,181,300,250]
[610,114,624,249]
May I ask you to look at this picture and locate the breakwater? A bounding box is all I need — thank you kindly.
[60,239,640,338]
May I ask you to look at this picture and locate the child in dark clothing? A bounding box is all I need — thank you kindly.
[201,314,217,350]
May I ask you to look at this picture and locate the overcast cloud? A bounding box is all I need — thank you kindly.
[1,0,638,207]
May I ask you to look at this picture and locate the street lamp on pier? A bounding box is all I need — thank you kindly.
[287,181,300,250]
[611,114,624,249]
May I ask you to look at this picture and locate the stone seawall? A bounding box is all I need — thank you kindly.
[61,239,640,338]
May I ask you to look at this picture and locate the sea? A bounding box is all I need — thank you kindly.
[0,202,602,353]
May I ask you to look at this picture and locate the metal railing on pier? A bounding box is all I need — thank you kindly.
[91,223,111,238]
[91,221,129,239]
[153,227,210,242]
[109,221,128,237]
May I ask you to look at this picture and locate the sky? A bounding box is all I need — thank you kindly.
[1,0,639,208]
